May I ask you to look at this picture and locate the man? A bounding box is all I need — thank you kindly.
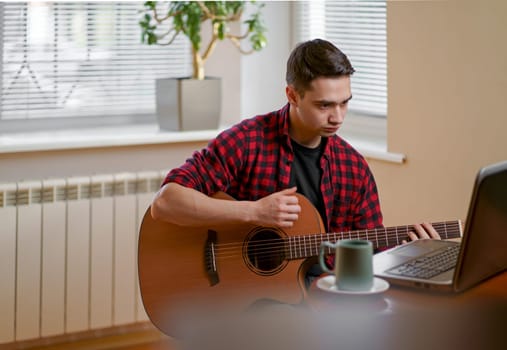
[151,39,439,282]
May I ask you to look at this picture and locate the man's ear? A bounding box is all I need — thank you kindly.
[285,85,299,106]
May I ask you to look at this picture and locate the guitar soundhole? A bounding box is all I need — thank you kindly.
[244,228,287,275]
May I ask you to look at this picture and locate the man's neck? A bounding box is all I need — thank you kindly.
[288,107,322,148]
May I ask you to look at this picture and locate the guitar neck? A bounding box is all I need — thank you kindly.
[285,220,462,260]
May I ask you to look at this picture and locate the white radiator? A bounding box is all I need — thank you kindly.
[0,171,166,343]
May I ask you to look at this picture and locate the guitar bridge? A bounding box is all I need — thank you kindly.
[205,230,219,286]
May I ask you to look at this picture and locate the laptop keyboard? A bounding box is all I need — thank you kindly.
[386,244,460,279]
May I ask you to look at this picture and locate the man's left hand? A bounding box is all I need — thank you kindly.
[402,222,441,244]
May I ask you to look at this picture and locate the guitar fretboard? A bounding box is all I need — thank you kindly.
[285,220,462,260]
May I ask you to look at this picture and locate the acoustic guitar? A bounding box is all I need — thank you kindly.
[138,192,462,337]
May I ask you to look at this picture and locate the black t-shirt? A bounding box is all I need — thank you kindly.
[289,139,327,227]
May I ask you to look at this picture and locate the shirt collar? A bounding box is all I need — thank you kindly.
[279,103,291,137]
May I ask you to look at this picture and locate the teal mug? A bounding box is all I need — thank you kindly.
[319,239,374,291]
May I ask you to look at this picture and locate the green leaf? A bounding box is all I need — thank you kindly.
[252,33,267,51]
[143,1,156,11]
[216,21,225,40]
[139,1,267,59]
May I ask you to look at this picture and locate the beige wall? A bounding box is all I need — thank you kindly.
[368,0,507,226]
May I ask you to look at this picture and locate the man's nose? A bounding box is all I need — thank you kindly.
[329,107,344,124]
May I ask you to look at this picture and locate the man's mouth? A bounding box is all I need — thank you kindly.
[323,127,339,134]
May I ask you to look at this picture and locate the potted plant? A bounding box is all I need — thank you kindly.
[139,1,267,131]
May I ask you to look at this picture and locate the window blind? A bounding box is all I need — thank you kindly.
[294,1,387,117]
[0,2,191,126]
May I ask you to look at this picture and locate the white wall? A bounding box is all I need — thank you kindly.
[240,1,291,119]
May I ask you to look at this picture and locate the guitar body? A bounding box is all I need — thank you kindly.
[138,193,326,337]
[138,191,462,338]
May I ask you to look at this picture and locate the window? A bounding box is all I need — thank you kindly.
[0,2,191,133]
[293,0,387,117]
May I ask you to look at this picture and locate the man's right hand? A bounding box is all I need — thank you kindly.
[252,187,301,228]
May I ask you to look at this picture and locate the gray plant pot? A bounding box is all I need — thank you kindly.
[155,77,221,131]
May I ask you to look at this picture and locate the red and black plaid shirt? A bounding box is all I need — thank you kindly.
[164,104,383,233]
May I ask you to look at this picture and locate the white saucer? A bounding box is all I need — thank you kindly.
[316,276,390,295]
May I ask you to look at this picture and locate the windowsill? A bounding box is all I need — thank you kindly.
[341,134,406,164]
[338,113,406,164]
[0,116,406,164]
[0,124,220,154]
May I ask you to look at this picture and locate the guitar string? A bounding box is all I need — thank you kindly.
[210,229,463,264]
[208,222,462,259]
[211,231,463,265]
[210,222,462,256]
[210,221,461,251]
[211,228,462,264]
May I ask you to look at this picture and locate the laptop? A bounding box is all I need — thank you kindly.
[374,160,507,292]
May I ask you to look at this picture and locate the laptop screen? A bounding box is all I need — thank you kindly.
[454,161,507,291]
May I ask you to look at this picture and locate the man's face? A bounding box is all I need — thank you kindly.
[287,76,352,146]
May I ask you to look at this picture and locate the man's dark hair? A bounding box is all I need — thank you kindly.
[286,38,355,96]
